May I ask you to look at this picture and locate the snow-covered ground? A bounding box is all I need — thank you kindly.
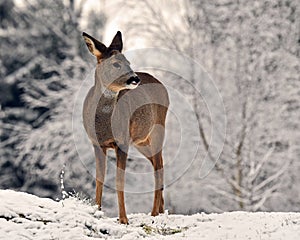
[0,190,299,240]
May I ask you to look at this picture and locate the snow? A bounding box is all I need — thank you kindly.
[0,190,299,239]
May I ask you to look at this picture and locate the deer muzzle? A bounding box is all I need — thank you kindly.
[126,76,140,86]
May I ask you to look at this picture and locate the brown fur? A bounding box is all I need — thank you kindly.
[82,31,169,224]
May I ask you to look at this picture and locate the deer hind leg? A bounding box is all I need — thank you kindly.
[94,145,107,210]
[150,151,164,216]
[115,145,129,224]
[148,125,165,215]
[135,144,165,216]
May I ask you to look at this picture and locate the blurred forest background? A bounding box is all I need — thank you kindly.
[0,0,299,217]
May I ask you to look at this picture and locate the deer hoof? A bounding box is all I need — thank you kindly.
[151,211,159,217]
[118,217,129,224]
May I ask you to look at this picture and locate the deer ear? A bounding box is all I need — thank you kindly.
[108,31,123,52]
[82,32,107,59]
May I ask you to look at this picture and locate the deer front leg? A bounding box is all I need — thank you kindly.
[151,152,164,216]
[94,145,107,210]
[115,145,128,224]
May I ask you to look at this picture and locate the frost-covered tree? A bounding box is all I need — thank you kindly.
[0,0,37,190]
[0,0,107,198]
[117,0,300,212]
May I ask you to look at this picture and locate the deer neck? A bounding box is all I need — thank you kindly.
[94,68,118,96]
[93,81,118,117]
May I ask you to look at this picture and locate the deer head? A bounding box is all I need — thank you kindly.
[82,31,140,92]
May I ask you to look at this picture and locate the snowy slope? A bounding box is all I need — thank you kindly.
[0,190,299,240]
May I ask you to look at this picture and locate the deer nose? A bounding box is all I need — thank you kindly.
[126,76,140,86]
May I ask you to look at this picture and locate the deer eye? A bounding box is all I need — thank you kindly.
[113,62,121,69]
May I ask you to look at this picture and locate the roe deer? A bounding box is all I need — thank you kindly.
[82,31,169,224]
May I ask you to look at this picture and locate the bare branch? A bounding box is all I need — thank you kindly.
[253,161,289,193]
